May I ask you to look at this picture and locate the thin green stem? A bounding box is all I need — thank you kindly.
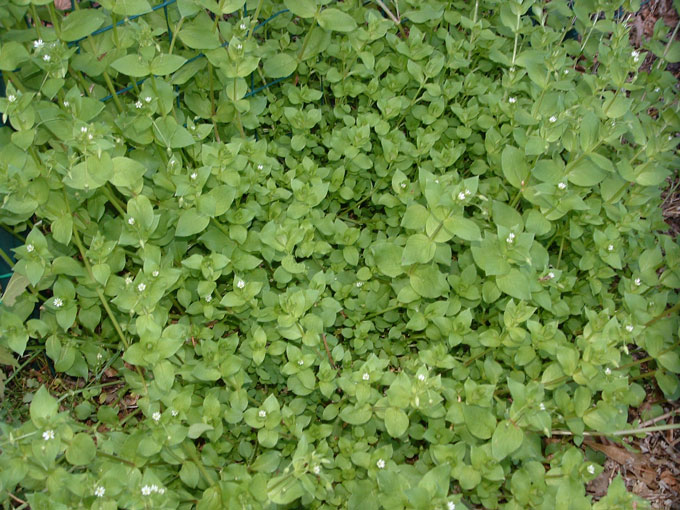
[247,0,264,43]
[103,72,123,113]
[4,350,42,386]
[30,4,43,39]
[297,9,320,61]
[47,3,62,37]
[0,247,15,268]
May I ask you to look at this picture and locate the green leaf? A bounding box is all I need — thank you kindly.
[150,54,187,75]
[220,0,246,14]
[66,433,96,466]
[567,159,607,186]
[491,420,523,460]
[447,216,481,242]
[60,10,107,42]
[263,53,298,78]
[496,269,531,300]
[283,0,318,18]
[339,404,372,425]
[410,265,448,299]
[580,112,599,152]
[111,54,150,77]
[0,41,30,71]
[463,405,496,439]
[1,273,30,308]
[153,117,195,148]
[176,209,210,237]
[384,407,409,437]
[501,146,528,189]
[110,157,146,194]
[179,12,222,49]
[63,153,113,190]
[317,8,357,32]
[30,386,58,426]
[402,234,435,265]
[112,0,151,15]
[371,242,404,278]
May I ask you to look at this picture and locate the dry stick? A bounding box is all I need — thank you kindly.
[8,493,27,506]
[639,408,680,428]
[551,423,680,437]
[322,334,337,370]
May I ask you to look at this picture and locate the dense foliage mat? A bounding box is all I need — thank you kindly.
[1,0,680,508]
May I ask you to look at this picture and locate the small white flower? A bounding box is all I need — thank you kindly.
[141,485,152,496]
[7,94,16,103]
[171,409,178,416]
[53,297,63,308]
[236,279,245,289]
[257,164,264,170]
[604,367,611,375]
[137,282,146,292]
[539,403,546,410]
[26,243,34,252]
[506,233,515,243]
[258,410,267,418]
[125,275,133,285]
[464,189,471,196]
[312,465,321,475]
[549,115,557,123]
[356,281,363,287]
[81,126,88,133]
[135,100,143,109]
[63,100,69,107]
[158,488,165,495]
[400,182,407,189]
[152,412,161,422]
[240,22,247,30]
[145,96,152,103]
[297,359,304,366]
[236,43,243,50]
[634,278,641,286]
[34,39,44,49]
[435,179,439,184]
[88,134,93,140]
[152,270,159,277]
[508,97,516,104]
[362,373,370,381]
[376,458,385,469]
[42,429,55,441]
[655,87,661,92]
[97,352,103,360]
[669,135,673,141]
[417,374,426,382]
[558,182,567,190]
[128,217,135,225]
[150,484,159,493]
[190,172,198,180]
[94,486,105,497]
[458,191,466,200]
[205,294,212,303]
[563,69,569,75]
[626,325,634,332]
[548,272,555,279]
[587,465,595,475]
[43,54,51,62]
[607,244,614,252]
[448,502,456,510]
